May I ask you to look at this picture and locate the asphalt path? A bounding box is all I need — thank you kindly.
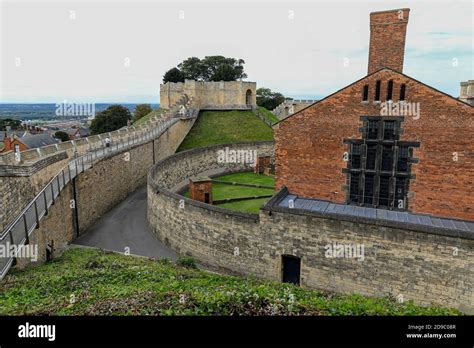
[74,186,177,260]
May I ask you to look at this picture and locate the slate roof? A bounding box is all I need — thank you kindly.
[271,192,474,239]
[19,133,58,149]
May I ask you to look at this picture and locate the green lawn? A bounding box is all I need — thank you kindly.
[216,172,275,186]
[183,172,276,214]
[212,183,274,201]
[0,248,460,315]
[257,106,279,123]
[133,108,168,126]
[177,110,274,151]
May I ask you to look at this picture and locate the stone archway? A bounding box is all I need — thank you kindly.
[245,89,252,105]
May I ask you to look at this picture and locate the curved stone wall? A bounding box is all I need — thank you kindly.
[148,142,474,313]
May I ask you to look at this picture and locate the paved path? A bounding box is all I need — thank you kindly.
[74,186,177,260]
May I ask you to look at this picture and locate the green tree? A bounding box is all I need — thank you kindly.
[0,118,22,131]
[256,88,286,110]
[133,104,153,122]
[209,64,236,82]
[164,56,247,83]
[90,105,131,135]
[54,131,70,142]
[163,67,185,83]
[177,57,204,80]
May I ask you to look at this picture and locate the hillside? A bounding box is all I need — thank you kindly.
[177,110,274,151]
[0,248,460,316]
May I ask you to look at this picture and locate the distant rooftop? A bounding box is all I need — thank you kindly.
[19,133,58,149]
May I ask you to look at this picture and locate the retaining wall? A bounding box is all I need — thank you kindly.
[147,142,474,313]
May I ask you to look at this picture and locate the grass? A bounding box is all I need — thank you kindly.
[212,183,274,201]
[177,110,274,151]
[0,248,461,316]
[257,106,279,124]
[216,172,275,186]
[212,173,275,212]
[183,172,276,213]
[133,108,168,127]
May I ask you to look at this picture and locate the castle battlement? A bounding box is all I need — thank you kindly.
[160,79,256,110]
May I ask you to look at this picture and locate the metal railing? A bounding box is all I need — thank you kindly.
[0,117,179,280]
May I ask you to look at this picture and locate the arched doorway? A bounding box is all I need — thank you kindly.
[245,89,252,105]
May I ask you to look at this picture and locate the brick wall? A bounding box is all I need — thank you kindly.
[274,68,474,221]
[368,9,410,74]
[147,143,474,312]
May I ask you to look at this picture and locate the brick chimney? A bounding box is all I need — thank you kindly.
[368,8,410,74]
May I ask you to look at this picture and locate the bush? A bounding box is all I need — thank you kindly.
[133,104,153,122]
[256,88,286,110]
[54,131,70,142]
[176,256,197,269]
[90,105,131,135]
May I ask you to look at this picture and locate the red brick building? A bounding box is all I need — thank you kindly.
[274,8,474,221]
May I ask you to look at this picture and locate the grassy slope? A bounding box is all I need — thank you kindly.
[183,173,275,213]
[212,173,275,213]
[133,108,168,127]
[177,110,274,152]
[257,106,279,123]
[0,248,460,316]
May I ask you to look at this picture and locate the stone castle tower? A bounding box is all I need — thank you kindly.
[160,80,256,110]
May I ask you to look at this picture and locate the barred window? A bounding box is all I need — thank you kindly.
[344,116,419,210]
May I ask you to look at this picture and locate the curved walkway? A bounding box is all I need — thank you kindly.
[74,186,177,260]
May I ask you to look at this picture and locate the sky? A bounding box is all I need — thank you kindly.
[0,0,472,103]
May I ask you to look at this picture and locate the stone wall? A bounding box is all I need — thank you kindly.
[0,152,69,232]
[0,108,181,234]
[76,118,196,233]
[10,117,195,272]
[147,142,474,312]
[14,181,75,269]
[160,80,257,110]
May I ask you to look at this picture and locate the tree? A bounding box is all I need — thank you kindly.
[163,67,185,83]
[164,56,247,83]
[256,88,286,110]
[178,57,204,80]
[201,56,247,81]
[90,105,131,135]
[0,118,22,131]
[54,131,70,142]
[133,104,153,122]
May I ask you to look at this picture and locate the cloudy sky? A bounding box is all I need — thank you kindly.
[0,0,472,103]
